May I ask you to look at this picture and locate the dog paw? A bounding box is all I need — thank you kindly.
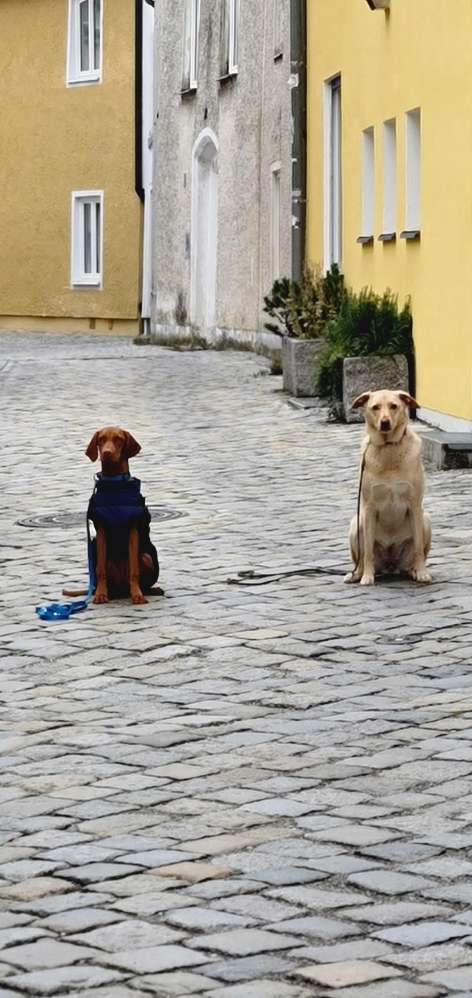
[360,573,375,586]
[344,571,359,584]
[411,567,432,584]
[131,592,148,605]
[93,592,109,604]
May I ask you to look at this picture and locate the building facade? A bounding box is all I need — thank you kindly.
[152,0,296,349]
[307,0,472,429]
[0,0,153,336]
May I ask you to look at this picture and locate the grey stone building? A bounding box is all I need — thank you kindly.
[151,0,302,349]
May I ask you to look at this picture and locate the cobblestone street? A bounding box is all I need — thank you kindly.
[3,332,472,997]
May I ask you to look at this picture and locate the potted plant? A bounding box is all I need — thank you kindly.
[263,265,345,397]
[316,289,414,421]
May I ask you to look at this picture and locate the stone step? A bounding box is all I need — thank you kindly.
[420,429,472,470]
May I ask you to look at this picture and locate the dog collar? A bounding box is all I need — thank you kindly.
[95,472,131,482]
[378,428,408,448]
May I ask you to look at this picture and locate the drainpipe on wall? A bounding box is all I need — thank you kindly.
[135,0,155,199]
[136,0,155,335]
[290,0,307,283]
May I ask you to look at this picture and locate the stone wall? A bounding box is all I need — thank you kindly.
[151,0,292,344]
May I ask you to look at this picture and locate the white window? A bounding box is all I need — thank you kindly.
[271,163,281,282]
[360,127,375,239]
[220,0,239,77]
[274,0,283,58]
[382,118,396,236]
[67,0,102,85]
[71,192,103,287]
[324,75,342,269]
[405,108,421,233]
[182,0,200,91]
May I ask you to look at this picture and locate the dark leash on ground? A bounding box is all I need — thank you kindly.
[226,566,345,586]
[227,453,367,587]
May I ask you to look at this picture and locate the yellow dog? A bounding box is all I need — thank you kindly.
[345,390,432,586]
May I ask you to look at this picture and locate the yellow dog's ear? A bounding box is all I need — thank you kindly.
[351,392,371,410]
[85,432,99,461]
[397,391,419,409]
[124,432,141,458]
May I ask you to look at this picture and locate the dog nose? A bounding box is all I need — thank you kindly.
[380,419,391,432]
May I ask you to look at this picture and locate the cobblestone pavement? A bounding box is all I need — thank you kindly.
[2,332,472,998]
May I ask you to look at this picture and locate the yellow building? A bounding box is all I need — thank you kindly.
[307,0,472,430]
[0,0,154,336]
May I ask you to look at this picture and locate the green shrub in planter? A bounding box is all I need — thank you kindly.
[317,288,414,402]
[263,264,345,340]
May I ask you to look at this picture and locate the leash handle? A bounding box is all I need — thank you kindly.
[35,516,95,622]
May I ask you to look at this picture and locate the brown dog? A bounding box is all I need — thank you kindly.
[85,427,160,605]
[345,390,432,586]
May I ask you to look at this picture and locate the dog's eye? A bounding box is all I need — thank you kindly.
[390,404,398,411]
[372,405,380,412]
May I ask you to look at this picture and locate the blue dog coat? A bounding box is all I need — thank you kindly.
[87,473,159,588]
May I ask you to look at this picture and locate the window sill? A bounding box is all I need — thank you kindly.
[400,229,421,241]
[219,70,238,85]
[181,86,197,98]
[378,232,396,242]
[72,279,102,289]
[67,73,101,87]
[356,235,374,245]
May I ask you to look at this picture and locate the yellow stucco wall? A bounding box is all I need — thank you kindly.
[0,0,141,329]
[307,0,472,422]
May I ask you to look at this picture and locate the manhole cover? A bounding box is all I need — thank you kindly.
[16,507,186,528]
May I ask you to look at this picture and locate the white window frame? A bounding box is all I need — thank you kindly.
[360,126,375,239]
[273,0,283,59]
[71,191,104,288]
[182,0,200,91]
[323,75,342,270]
[382,118,396,235]
[405,107,421,232]
[221,0,239,77]
[271,162,281,283]
[67,0,103,86]
[229,0,239,74]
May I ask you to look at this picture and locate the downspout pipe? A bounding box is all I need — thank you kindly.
[136,0,155,333]
[290,0,307,283]
[135,0,155,202]
[135,0,144,201]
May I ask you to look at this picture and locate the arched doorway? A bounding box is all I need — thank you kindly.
[191,129,218,330]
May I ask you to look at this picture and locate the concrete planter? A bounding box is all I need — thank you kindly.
[343,353,409,423]
[282,336,325,397]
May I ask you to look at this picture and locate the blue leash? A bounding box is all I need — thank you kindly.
[35,474,132,622]
[35,516,96,622]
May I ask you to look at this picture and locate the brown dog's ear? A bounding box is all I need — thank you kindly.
[124,432,141,458]
[351,392,371,410]
[85,432,99,462]
[397,392,419,409]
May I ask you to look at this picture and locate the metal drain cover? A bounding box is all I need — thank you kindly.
[17,507,186,528]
